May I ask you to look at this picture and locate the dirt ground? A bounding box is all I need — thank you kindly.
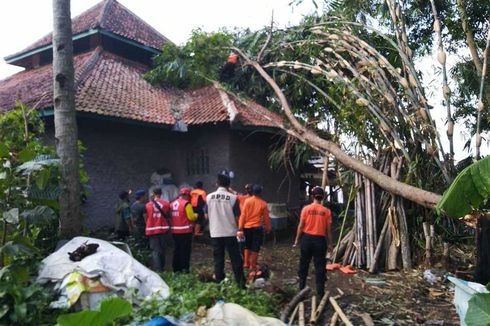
[188,234,460,325]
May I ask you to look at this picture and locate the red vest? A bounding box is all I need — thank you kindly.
[145,199,170,235]
[190,189,206,207]
[170,198,194,234]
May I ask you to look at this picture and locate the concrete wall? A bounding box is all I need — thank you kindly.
[47,117,299,229]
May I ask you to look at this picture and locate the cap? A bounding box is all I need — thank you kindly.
[135,189,146,198]
[180,187,191,195]
[311,186,325,197]
[252,184,263,195]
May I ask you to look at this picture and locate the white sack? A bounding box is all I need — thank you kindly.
[37,236,169,299]
[204,302,284,326]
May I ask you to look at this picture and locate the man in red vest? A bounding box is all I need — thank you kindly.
[145,188,170,272]
[170,188,197,272]
[190,181,206,236]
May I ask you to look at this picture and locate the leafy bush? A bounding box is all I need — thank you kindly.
[132,272,280,323]
[57,297,132,326]
[465,292,490,326]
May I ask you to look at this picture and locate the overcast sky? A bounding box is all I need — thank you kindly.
[0,0,484,159]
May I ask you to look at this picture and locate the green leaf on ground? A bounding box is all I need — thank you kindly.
[465,292,490,326]
[57,297,132,326]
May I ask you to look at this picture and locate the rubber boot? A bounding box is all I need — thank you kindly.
[243,249,250,269]
[250,251,259,270]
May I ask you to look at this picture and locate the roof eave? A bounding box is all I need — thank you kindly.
[4,28,161,65]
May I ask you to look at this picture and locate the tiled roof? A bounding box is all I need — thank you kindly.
[6,0,169,60]
[0,51,94,111]
[0,48,283,129]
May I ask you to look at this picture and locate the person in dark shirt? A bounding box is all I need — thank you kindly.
[131,189,147,239]
[115,190,132,239]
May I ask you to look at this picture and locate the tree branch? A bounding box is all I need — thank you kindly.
[257,11,274,63]
[232,47,442,209]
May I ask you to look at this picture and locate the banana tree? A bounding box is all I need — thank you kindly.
[437,156,490,284]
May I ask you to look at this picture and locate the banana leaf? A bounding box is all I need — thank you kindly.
[437,156,490,218]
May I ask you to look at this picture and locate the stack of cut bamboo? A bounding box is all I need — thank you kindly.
[333,157,412,272]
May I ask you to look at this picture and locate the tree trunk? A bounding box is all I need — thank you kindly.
[238,55,442,209]
[53,0,81,238]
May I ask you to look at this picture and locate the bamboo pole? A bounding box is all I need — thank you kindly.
[369,212,390,273]
[329,297,353,326]
[330,312,339,326]
[288,305,299,325]
[443,242,450,268]
[365,175,373,267]
[397,198,412,269]
[333,184,355,263]
[423,222,432,266]
[310,295,317,324]
[298,302,305,326]
[314,291,330,322]
[280,287,311,322]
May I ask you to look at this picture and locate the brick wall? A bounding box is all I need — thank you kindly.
[46,117,299,229]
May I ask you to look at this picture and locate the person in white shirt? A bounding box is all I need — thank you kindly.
[205,173,245,288]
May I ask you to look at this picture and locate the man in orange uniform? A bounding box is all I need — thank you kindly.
[237,184,253,211]
[238,185,272,270]
[170,188,198,272]
[145,188,171,272]
[294,187,333,298]
[190,181,206,236]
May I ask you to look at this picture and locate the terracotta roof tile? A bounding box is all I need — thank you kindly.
[183,87,229,125]
[234,99,283,128]
[0,48,282,129]
[0,51,94,111]
[76,50,175,124]
[6,0,168,60]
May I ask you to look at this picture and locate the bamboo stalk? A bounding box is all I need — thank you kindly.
[423,222,431,266]
[280,287,311,322]
[310,295,317,324]
[314,291,330,322]
[369,212,390,273]
[397,198,412,269]
[333,184,355,263]
[443,242,450,268]
[288,304,299,325]
[298,302,305,326]
[330,312,339,326]
[329,297,353,326]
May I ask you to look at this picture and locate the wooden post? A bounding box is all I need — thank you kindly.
[423,222,431,266]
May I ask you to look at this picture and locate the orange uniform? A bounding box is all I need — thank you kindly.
[237,194,251,211]
[300,203,331,237]
[239,196,271,231]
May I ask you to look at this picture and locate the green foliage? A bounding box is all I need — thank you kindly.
[0,264,57,325]
[132,272,280,322]
[465,292,490,326]
[57,297,132,326]
[437,156,490,217]
[145,29,235,88]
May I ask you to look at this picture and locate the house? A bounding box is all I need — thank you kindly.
[0,0,300,229]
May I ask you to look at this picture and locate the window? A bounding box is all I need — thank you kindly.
[186,149,210,176]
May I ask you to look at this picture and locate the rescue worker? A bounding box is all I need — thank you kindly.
[170,188,198,272]
[145,188,170,272]
[206,173,245,287]
[293,186,333,298]
[238,184,272,270]
[190,181,207,236]
[237,184,253,211]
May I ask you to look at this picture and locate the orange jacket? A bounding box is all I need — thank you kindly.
[239,196,271,231]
